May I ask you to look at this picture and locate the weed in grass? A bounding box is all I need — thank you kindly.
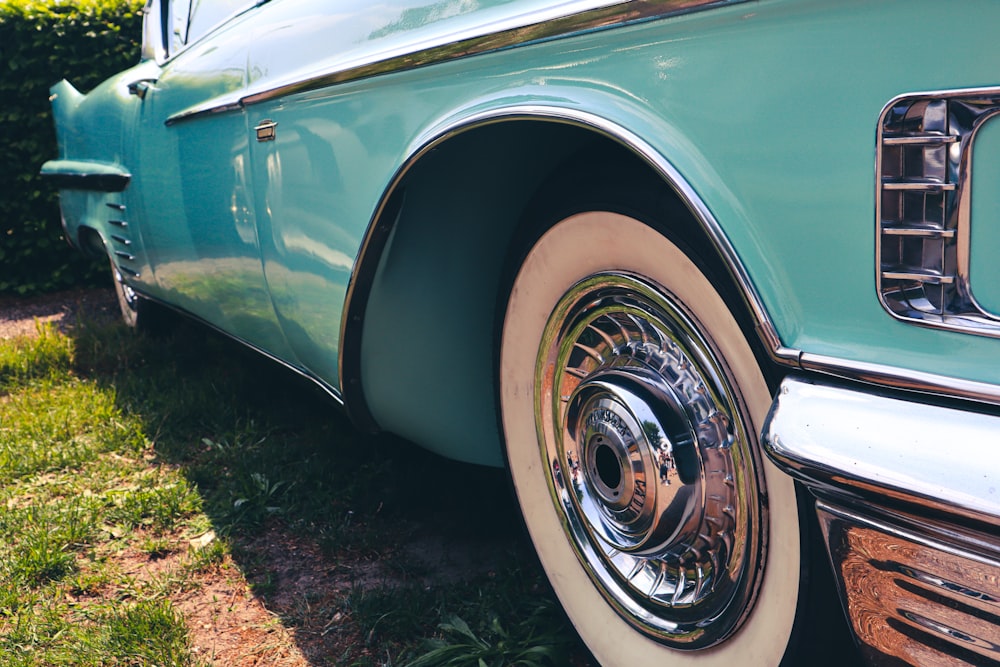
[227,471,293,528]
[185,533,228,573]
[104,477,202,533]
[100,599,199,666]
[0,499,101,587]
[140,536,175,559]
[405,612,569,667]
[6,531,77,586]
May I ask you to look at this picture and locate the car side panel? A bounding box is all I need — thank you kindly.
[236,1,1000,454]
[401,1,1000,387]
[132,10,296,359]
[53,0,1000,462]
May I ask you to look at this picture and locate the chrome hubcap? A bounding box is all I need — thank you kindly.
[113,265,138,310]
[536,273,766,648]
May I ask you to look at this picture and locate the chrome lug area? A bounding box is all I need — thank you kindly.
[537,272,765,647]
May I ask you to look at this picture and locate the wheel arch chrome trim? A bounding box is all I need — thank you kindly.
[340,104,1000,433]
[166,0,751,125]
[337,104,799,431]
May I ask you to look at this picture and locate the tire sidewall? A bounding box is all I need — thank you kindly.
[500,212,800,666]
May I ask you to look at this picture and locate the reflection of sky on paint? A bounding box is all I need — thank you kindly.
[279,231,354,272]
[248,0,624,88]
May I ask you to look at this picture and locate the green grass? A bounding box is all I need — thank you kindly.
[0,312,587,666]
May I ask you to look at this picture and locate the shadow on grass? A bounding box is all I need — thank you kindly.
[66,307,588,666]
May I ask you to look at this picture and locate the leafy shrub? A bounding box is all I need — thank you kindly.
[0,0,143,295]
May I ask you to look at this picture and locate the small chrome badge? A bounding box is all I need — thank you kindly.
[255,119,278,142]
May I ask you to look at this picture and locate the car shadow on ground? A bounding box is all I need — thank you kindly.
[55,294,590,665]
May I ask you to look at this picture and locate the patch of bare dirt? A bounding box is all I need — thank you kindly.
[0,287,118,339]
[175,558,313,667]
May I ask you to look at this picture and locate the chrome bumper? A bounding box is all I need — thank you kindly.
[763,376,1000,666]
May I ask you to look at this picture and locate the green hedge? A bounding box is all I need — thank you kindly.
[0,0,143,296]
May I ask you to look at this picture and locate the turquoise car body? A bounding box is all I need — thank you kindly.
[44,1,1000,663]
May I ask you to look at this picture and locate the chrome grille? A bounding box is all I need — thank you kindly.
[877,89,1000,336]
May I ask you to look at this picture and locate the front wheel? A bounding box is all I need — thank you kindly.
[499,211,800,665]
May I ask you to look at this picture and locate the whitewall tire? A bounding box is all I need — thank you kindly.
[499,211,800,665]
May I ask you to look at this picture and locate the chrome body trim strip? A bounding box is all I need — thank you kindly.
[762,375,1000,527]
[337,106,799,430]
[166,0,750,125]
[798,351,1000,409]
[131,286,345,407]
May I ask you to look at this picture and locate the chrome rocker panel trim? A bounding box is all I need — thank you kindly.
[129,286,345,408]
[166,0,750,125]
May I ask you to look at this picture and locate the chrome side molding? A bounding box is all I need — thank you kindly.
[167,0,751,125]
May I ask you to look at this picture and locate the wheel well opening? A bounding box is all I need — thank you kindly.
[77,225,106,259]
[355,119,771,466]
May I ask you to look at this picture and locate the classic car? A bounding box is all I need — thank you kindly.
[42,0,1000,664]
